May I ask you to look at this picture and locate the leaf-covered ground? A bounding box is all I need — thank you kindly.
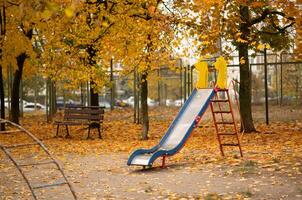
[0,106,302,199]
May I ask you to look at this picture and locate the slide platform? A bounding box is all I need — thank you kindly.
[127,88,215,167]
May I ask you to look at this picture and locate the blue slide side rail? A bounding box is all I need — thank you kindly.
[127,89,215,166]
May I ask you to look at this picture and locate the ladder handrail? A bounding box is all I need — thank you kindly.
[210,88,243,157]
[0,119,77,200]
[228,79,245,137]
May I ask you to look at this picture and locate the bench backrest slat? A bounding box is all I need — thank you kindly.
[65,109,104,115]
[63,106,104,122]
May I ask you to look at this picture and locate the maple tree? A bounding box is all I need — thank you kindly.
[171,0,301,132]
[111,1,177,139]
[0,0,42,124]
[37,0,178,139]
[38,0,120,108]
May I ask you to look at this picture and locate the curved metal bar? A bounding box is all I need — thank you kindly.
[0,145,38,199]
[0,119,77,200]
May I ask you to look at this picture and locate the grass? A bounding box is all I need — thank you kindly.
[233,160,257,175]
[240,190,253,198]
[204,193,222,200]
[298,187,302,194]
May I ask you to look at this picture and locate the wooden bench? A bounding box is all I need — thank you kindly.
[54,106,105,139]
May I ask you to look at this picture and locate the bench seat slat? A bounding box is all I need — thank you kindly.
[54,121,90,125]
[65,115,103,120]
[64,109,104,114]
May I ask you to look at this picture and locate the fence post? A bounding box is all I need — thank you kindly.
[275,55,278,105]
[280,53,283,105]
[191,65,194,91]
[187,65,190,97]
[110,58,114,111]
[7,64,12,119]
[19,79,23,118]
[134,69,137,123]
[184,66,187,102]
[137,73,140,124]
[87,82,90,106]
[264,46,269,125]
[46,78,50,122]
[157,68,161,106]
[180,59,183,106]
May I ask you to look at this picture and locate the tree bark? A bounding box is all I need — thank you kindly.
[140,71,149,140]
[0,5,6,130]
[10,53,27,124]
[90,81,99,106]
[86,44,99,107]
[238,5,256,132]
[0,64,5,130]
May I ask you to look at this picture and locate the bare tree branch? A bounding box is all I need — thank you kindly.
[250,8,295,26]
[6,1,20,7]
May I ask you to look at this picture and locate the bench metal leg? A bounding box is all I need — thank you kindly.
[97,125,102,139]
[56,125,60,137]
[65,125,70,138]
[87,126,91,139]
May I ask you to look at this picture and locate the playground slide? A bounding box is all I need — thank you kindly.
[127,88,215,167]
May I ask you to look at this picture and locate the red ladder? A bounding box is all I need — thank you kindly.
[210,88,243,157]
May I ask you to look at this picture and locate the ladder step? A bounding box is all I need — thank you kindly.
[217,133,237,136]
[213,111,231,114]
[4,143,39,149]
[216,89,228,92]
[18,160,55,167]
[211,99,229,103]
[221,143,239,146]
[33,181,67,190]
[216,121,234,125]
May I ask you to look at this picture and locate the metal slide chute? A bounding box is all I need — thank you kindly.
[0,119,77,200]
[127,88,215,167]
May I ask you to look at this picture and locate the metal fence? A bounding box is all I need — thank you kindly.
[227,53,302,123]
[2,53,301,123]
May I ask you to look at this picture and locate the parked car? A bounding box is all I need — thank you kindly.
[99,101,111,109]
[174,99,183,107]
[123,96,134,107]
[23,102,45,112]
[115,99,127,107]
[147,98,158,107]
[165,99,174,106]
[123,96,158,107]
[4,98,29,108]
[56,98,75,109]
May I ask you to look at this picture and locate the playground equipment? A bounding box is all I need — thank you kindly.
[127,57,243,168]
[0,119,77,200]
[128,88,215,167]
[210,88,243,157]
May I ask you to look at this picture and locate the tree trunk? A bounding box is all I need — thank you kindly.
[87,44,99,107]
[238,5,256,132]
[140,71,149,140]
[0,5,6,130]
[90,81,99,106]
[0,64,5,130]
[10,53,27,124]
